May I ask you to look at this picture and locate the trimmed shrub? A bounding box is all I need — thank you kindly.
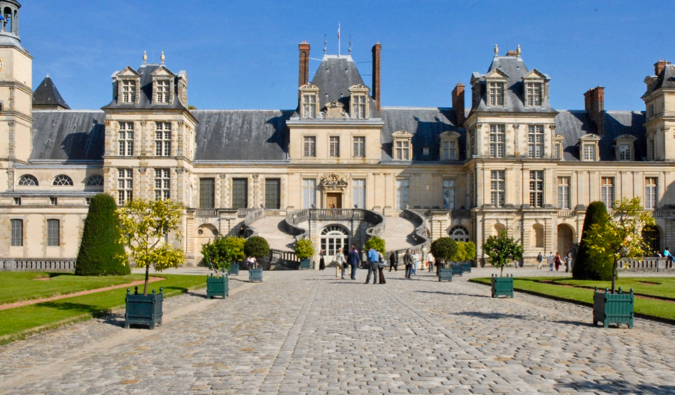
[294,238,315,260]
[430,237,458,264]
[75,193,129,276]
[573,201,613,280]
[451,242,466,261]
[244,236,270,259]
[364,236,386,254]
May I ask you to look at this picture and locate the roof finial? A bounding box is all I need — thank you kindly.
[349,35,352,54]
[160,51,165,64]
[323,34,327,54]
[494,44,499,55]
[516,44,521,56]
[143,51,147,63]
[46,72,50,78]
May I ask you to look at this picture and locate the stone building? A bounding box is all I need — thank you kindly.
[0,1,671,268]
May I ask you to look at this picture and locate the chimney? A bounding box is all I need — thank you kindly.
[298,42,310,87]
[452,83,465,126]
[372,42,382,112]
[654,60,670,76]
[584,86,605,135]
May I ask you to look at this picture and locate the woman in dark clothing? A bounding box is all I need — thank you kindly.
[389,251,398,272]
[319,249,326,271]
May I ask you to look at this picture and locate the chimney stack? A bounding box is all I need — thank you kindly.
[372,42,382,112]
[298,42,310,87]
[584,86,605,135]
[654,60,671,76]
[452,83,465,126]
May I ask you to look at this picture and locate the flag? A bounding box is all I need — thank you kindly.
[0,15,5,21]
[337,23,340,41]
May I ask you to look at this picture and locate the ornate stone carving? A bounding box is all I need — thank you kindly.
[325,100,345,119]
[320,173,348,191]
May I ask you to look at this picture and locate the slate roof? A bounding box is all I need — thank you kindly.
[102,63,189,111]
[33,75,70,110]
[30,110,105,161]
[643,64,675,97]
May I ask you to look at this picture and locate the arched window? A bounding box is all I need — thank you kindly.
[18,175,38,186]
[53,175,73,186]
[449,225,470,242]
[320,225,350,257]
[532,224,544,248]
[86,175,104,186]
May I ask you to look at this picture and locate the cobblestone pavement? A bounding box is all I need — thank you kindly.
[1,268,675,394]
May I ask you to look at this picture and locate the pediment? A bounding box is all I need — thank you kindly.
[522,68,549,81]
[349,84,370,93]
[614,134,638,142]
[299,84,320,91]
[117,66,141,78]
[485,68,509,79]
[553,133,565,142]
[439,131,460,140]
[392,130,413,139]
[152,65,175,77]
[579,133,601,141]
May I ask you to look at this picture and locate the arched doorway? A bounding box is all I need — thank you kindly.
[320,225,350,264]
[557,224,574,257]
[196,224,219,266]
[642,225,661,255]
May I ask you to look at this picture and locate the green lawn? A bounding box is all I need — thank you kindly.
[470,277,675,323]
[0,274,207,344]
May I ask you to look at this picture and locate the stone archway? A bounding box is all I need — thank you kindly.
[557,224,574,257]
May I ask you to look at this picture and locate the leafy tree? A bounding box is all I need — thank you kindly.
[573,201,613,280]
[202,236,245,274]
[75,193,129,276]
[451,242,466,261]
[483,231,523,277]
[584,197,656,293]
[464,241,477,261]
[244,236,270,261]
[430,237,458,264]
[365,236,386,254]
[118,198,185,295]
[294,238,315,260]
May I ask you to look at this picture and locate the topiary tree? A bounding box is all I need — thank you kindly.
[451,242,466,261]
[573,201,613,280]
[202,236,245,274]
[430,237,458,265]
[294,238,315,260]
[365,235,386,254]
[244,236,270,262]
[483,231,523,277]
[464,241,476,261]
[76,193,129,276]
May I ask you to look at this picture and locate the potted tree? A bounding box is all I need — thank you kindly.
[585,197,655,328]
[483,231,523,298]
[117,199,185,329]
[295,238,314,270]
[224,236,245,275]
[463,242,476,272]
[201,236,244,299]
[430,237,458,282]
[245,236,269,282]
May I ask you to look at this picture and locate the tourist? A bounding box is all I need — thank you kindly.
[554,252,561,271]
[536,252,543,269]
[365,247,379,284]
[412,249,419,275]
[347,245,360,280]
[404,249,413,279]
[377,250,386,284]
[427,251,435,272]
[335,247,345,279]
[319,249,326,271]
[664,247,673,264]
[547,252,555,271]
[247,256,257,270]
[389,251,398,272]
[564,254,570,272]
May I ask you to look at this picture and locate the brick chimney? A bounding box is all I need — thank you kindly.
[584,86,605,135]
[452,83,465,126]
[654,60,671,76]
[298,42,310,87]
[372,42,381,112]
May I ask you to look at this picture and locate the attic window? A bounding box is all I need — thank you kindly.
[615,135,637,161]
[488,82,505,106]
[121,80,136,103]
[155,80,170,104]
[439,131,460,160]
[302,94,317,118]
[525,82,542,106]
[392,131,413,161]
[349,84,370,119]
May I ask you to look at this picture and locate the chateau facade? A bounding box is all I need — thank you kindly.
[1,1,672,267]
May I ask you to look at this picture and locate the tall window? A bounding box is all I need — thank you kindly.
[232,178,248,209]
[528,125,544,158]
[396,179,409,210]
[601,177,615,208]
[353,136,365,158]
[352,95,366,119]
[353,179,366,209]
[155,122,171,156]
[583,144,596,161]
[199,178,215,208]
[470,130,477,156]
[395,140,410,160]
[491,170,505,207]
[302,94,317,118]
[10,219,22,247]
[303,179,316,209]
[443,179,456,210]
[488,82,505,106]
[645,177,658,209]
[619,144,631,161]
[303,136,316,157]
[154,169,170,200]
[442,141,457,160]
[489,125,505,158]
[649,139,656,160]
[118,169,133,205]
[47,219,60,247]
[156,80,170,103]
[265,178,281,209]
[118,122,134,156]
[329,136,340,157]
[526,82,542,106]
[529,171,544,207]
[557,177,570,209]
[122,80,136,103]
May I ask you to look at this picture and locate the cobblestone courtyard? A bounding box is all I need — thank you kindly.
[1,268,674,394]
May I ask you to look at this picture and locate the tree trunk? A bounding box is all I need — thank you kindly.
[611,257,617,294]
[500,265,503,277]
[143,265,150,296]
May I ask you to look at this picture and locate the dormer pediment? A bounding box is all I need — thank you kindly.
[579,133,602,142]
[392,130,414,139]
[348,84,370,93]
[485,68,509,80]
[151,65,175,78]
[439,131,460,139]
[615,134,638,142]
[522,68,549,81]
[116,66,141,78]
[299,83,320,92]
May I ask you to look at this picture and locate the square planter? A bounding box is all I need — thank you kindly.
[125,287,163,329]
[228,263,240,276]
[438,267,453,282]
[300,259,311,270]
[249,267,263,283]
[593,287,634,328]
[206,275,229,299]
[461,262,472,273]
[451,264,464,277]
[491,275,514,298]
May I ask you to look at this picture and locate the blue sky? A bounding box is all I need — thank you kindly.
[22,0,675,111]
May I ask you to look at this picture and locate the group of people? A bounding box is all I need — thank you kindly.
[536,251,572,272]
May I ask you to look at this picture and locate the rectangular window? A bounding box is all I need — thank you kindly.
[526,82,542,106]
[554,143,561,159]
[529,171,544,208]
[557,177,570,209]
[352,95,367,119]
[601,177,615,208]
[528,125,544,158]
[491,170,505,207]
[231,178,248,209]
[154,169,170,200]
[156,80,170,103]
[470,130,477,156]
[265,178,281,210]
[645,177,658,209]
[650,139,656,160]
[353,136,365,158]
[396,179,409,210]
[583,144,596,161]
[353,179,366,209]
[155,122,171,156]
[118,168,133,205]
[122,80,136,103]
[302,94,317,118]
[443,179,456,210]
[302,179,316,209]
[199,178,215,208]
[395,140,410,160]
[11,219,22,246]
[619,144,631,161]
[118,122,134,156]
[489,125,506,158]
[47,219,60,247]
[488,82,504,106]
[303,136,316,157]
[329,136,340,157]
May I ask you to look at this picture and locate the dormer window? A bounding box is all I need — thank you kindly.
[488,82,504,106]
[615,134,637,161]
[349,84,370,119]
[155,80,170,104]
[583,144,596,161]
[439,131,460,160]
[579,134,601,162]
[553,134,565,160]
[115,67,141,105]
[525,82,542,106]
[121,80,137,103]
[392,131,413,161]
[299,84,320,119]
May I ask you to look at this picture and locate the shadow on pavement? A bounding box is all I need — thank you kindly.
[552,319,595,327]
[415,290,489,298]
[559,379,675,395]
[450,311,529,320]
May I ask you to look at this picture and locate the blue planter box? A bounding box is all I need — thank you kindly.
[300,259,311,270]
[206,275,229,299]
[228,263,240,276]
[593,287,634,328]
[438,267,453,282]
[491,275,514,298]
[451,264,464,276]
[249,268,263,282]
[461,262,472,273]
[125,287,163,329]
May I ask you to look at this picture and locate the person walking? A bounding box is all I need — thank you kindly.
[564,254,570,272]
[554,252,561,271]
[427,251,435,272]
[365,247,379,284]
[335,247,346,279]
[347,245,360,280]
[377,251,386,284]
[547,252,555,271]
[536,252,543,270]
[389,251,398,272]
[403,249,413,279]
[412,250,419,275]
[319,249,326,271]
